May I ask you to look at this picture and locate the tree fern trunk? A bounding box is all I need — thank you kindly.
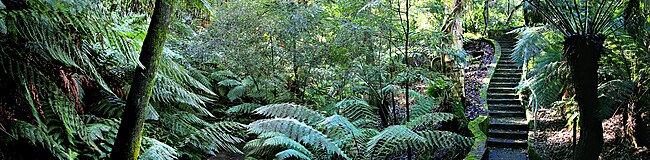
[564,35,604,160]
[110,0,173,159]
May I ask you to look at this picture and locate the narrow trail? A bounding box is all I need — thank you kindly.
[486,39,529,160]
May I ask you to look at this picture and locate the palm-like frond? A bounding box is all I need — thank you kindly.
[248,118,349,159]
[365,125,425,159]
[335,99,377,122]
[405,113,455,129]
[508,26,553,66]
[597,79,635,120]
[227,103,262,114]
[527,0,626,36]
[9,120,70,159]
[253,103,326,125]
[141,137,178,160]
[276,149,312,160]
[418,130,473,149]
[521,51,570,107]
[317,115,368,158]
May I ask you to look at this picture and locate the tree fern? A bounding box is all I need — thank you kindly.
[521,51,570,107]
[405,113,455,129]
[141,137,178,160]
[418,130,473,149]
[597,79,635,120]
[248,118,349,159]
[317,115,368,159]
[253,103,326,125]
[219,79,243,87]
[508,26,555,66]
[275,149,312,160]
[243,134,316,159]
[227,103,262,114]
[335,99,377,122]
[9,120,70,159]
[365,125,425,159]
[228,85,248,101]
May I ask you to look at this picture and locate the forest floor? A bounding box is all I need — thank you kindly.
[530,109,650,159]
[462,39,495,119]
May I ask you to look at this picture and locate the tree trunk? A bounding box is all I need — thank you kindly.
[564,35,604,160]
[110,0,174,159]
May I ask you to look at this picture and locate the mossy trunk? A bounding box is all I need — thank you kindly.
[564,35,604,160]
[110,0,174,160]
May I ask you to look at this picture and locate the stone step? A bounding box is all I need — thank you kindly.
[489,117,528,130]
[488,129,528,139]
[498,60,516,64]
[497,63,520,68]
[496,68,522,72]
[487,137,527,148]
[488,87,518,93]
[488,147,528,160]
[489,93,518,99]
[489,104,522,111]
[490,110,526,118]
[494,72,522,77]
[488,98,521,105]
[489,83,518,88]
[491,77,520,83]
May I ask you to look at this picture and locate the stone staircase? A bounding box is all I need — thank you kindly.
[486,40,529,160]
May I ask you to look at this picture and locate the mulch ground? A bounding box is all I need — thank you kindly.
[530,109,650,160]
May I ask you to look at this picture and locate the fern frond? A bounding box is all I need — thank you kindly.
[418,130,473,149]
[508,26,552,66]
[158,53,216,95]
[183,122,246,155]
[597,79,635,120]
[365,125,425,159]
[219,79,242,87]
[276,149,312,160]
[141,137,178,160]
[318,115,367,158]
[227,85,247,101]
[263,136,314,157]
[410,96,438,118]
[318,115,362,136]
[227,103,262,114]
[211,70,238,81]
[522,51,570,107]
[10,120,70,159]
[248,118,349,159]
[335,99,377,122]
[152,74,213,116]
[253,104,325,125]
[405,113,455,129]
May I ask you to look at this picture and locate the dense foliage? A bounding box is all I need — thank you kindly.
[0,0,648,159]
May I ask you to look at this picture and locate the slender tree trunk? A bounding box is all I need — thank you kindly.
[564,35,604,160]
[483,0,489,35]
[110,0,174,159]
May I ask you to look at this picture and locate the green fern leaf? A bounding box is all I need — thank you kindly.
[141,137,178,160]
[365,125,425,159]
[263,136,314,157]
[418,130,473,149]
[335,99,377,122]
[248,118,349,159]
[276,149,312,160]
[405,113,455,129]
[219,79,242,87]
[597,79,635,120]
[228,85,247,101]
[227,103,262,114]
[253,103,325,125]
